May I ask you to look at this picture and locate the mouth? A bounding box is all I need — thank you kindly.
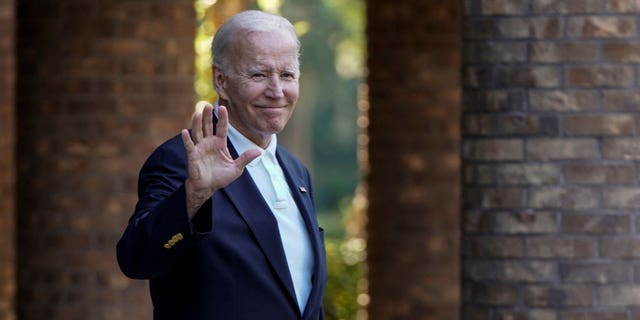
[255,104,286,109]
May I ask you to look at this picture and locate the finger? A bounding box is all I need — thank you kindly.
[191,110,203,143]
[235,148,262,169]
[216,105,229,139]
[181,129,195,153]
[202,104,214,137]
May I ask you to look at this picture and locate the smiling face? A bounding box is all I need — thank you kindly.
[214,29,300,148]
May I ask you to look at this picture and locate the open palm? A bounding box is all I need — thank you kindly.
[181,104,260,217]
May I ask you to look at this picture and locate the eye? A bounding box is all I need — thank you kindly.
[251,73,266,80]
[281,72,296,80]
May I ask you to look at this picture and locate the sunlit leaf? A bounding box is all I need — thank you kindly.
[257,0,283,13]
[293,21,311,37]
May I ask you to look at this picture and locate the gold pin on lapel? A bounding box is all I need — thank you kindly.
[299,186,308,193]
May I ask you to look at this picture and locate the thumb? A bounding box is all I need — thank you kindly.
[235,148,262,169]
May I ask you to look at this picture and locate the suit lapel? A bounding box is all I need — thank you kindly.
[276,149,326,319]
[221,141,299,310]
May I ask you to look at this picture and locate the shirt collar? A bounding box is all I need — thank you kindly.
[224,116,277,168]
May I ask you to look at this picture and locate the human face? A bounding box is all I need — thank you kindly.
[214,29,300,148]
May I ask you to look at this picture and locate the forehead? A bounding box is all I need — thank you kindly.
[232,30,299,68]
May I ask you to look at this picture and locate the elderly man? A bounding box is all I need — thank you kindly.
[117,10,326,320]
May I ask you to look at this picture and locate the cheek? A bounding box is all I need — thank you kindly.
[244,84,269,100]
[285,84,299,102]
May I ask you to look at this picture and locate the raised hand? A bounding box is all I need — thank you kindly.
[181,104,261,217]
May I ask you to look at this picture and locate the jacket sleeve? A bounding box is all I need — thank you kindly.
[116,138,213,279]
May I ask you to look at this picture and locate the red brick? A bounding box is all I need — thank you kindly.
[567,16,637,38]
[496,309,556,320]
[560,262,630,283]
[567,65,634,87]
[496,66,561,88]
[560,310,628,320]
[0,0,15,319]
[496,163,561,185]
[600,286,640,306]
[463,66,493,88]
[603,138,640,160]
[533,0,601,13]
[498,17,562,39]
[603,89,640,111]
[481,0,528,15]
[563,214,631,234]
[16,1,195,319]
[462,305,491,320]
[604,42,640,62]
[463,18,498,39]
[462,114,496,136]
[530,42,600,62]
[472,42,527,63]
[471,283,520,305]
[600,238,640,258]
[607,0,640,13]
[495,261,557,282]
[602,187,640,208]
[465,188,524,208]
[463,0,640,318]
[529,90,599,112]
[564,114,634,135]
[498,114,543,135]
[525,237,596,258]
[471,236,523,257]
[526,138,599,160]
[464,139,524,161]
[462,259,493,281]
[462,210,493,234]
[464,90,523,112]
[493,211,558,234]
[564,164,634,185]
[529,187,598,209]
[463,164,496,184]
[524,285,593,307]
[367,1,462,319]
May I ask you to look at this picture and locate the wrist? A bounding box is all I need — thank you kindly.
[185,179,216,217]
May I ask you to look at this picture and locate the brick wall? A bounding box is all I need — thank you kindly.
[366,1,461,319]
[0,0,15,319]
[462,0,640,318]
[16,1,194,319]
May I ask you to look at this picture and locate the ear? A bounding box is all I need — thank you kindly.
[212,65,230,100]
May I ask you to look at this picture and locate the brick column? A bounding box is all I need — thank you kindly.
[366,1,461,319]
[16,1,194,319]
[0,0,15,319]
[462,1,640,318]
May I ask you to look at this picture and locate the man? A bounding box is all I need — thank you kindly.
[117,10,326,320]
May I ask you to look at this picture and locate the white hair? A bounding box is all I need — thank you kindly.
[212,10,301,73]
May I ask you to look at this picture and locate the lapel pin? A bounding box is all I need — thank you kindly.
[299,186,308,193]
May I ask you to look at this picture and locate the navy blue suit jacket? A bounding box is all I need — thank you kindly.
[117,133,327,320]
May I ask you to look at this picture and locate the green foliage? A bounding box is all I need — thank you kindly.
[194,0,217,104]
[323,237,366,320]
[321,196,367,320]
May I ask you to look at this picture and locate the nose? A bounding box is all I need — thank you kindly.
[265,75,285,99]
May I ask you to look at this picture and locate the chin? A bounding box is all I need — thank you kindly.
[265,123,287,134]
